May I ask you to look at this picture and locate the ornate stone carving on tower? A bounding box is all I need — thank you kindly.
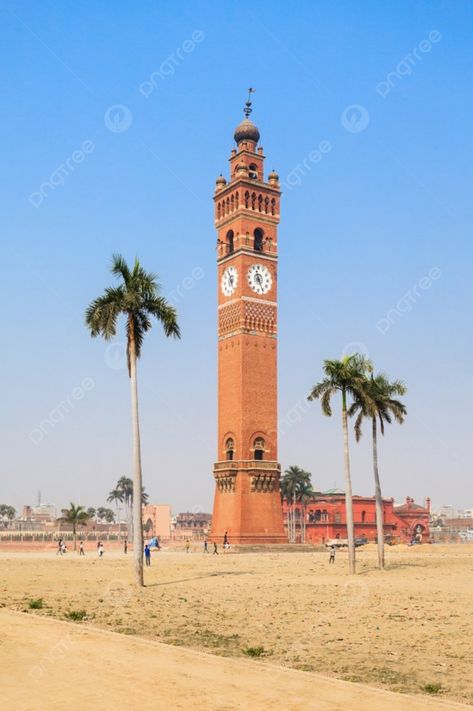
[210,92,287,544]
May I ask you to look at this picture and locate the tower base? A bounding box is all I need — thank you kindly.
[210,460,287,545]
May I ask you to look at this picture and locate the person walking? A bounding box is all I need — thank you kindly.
[223,531,228,547]
[204,539,209,554]
[56,539,63,556]
[213,542,219,555]
[79,541,85,556]
[124,539,128,554]
[329,544,336,564]
[185,539,190,554]
[98,542,104,558]
[144,544,151,566]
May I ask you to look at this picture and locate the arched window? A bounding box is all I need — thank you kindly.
[264,196,269,214]
[254,437,265,460]
[257,194,263,212]
[254,228,264,252]
[235,192,239,208]
[244,191,250,208]
[230,194,234,212]
[217,203,221,220]
[361,510,366,523]
[226,230,234,254]
[271,198,276,215]
[248,163,258,180]
[225,438,235,461]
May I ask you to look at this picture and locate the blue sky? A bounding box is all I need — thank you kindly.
[1,0,471,514]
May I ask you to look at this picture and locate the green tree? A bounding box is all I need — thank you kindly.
[103,508,116,523]
[86,507,96,521]
[96,507,108,521]
[58,503,89,550]
[349,372,407,569]
[0,505,16,528]
[281,466,311,543]
[308,354,373,574]
[86,255,180,586]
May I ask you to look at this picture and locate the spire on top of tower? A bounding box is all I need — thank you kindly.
[243,87,255,118]
[234,87,260,145]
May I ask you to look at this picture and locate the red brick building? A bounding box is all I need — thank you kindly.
[210,95,286,544]
[283,492,430,544]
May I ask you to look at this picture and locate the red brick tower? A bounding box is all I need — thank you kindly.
[210,92,286,544]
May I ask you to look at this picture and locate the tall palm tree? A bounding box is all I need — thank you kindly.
[281,466,311,543]
[86,255,180,587]
[308,355,373,574]
[59,503,90,550]
[349,373,407,569]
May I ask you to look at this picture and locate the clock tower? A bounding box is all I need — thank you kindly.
[210,93,286,544]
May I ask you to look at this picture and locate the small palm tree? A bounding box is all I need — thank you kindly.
[86,255,180,586]
[59,503,89,550]
[107,488,124,539]
[281,466,311,542]
[308,354,373,574]
[349,373,407,569]
[298,481,315,543]
[116,476,134,540]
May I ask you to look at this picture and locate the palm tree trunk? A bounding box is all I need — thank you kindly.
[342,390,356,574]
[293,491,296,543]
[73,524,77,551]
[372,417,385,570]
[129,326,144,587]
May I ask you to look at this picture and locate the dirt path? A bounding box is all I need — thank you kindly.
[1,610,469,711]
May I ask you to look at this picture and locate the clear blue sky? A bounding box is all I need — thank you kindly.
[1,0,471,514]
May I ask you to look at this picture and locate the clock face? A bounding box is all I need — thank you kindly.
[221,265,238,296]
[247,263,272,295]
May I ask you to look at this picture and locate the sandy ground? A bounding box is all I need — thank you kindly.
[1,609,470,711]
[1,545,472,707]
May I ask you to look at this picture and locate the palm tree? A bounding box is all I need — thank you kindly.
[281,466,311,543]
[308,355,373,574]
[298,481,315,543]
[116,476,133,539]
[107,487,124,539]
[349,373,407,570]
[59,503,89,550]
[86,255,180,586]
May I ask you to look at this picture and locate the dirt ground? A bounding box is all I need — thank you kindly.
[1,544,472,707]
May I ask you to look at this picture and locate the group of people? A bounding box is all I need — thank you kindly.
[56,533,238,560]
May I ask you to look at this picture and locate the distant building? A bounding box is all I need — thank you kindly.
[173,512,212,540]
[283,493,431,544]
[22,504,57,522]
[142,504,171,540]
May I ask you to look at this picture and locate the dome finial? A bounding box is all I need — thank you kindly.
[244,87,255,118]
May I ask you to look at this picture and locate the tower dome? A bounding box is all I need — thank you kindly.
[233,118,260,145]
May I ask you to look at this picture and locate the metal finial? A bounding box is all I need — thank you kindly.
[244,87,255,118]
